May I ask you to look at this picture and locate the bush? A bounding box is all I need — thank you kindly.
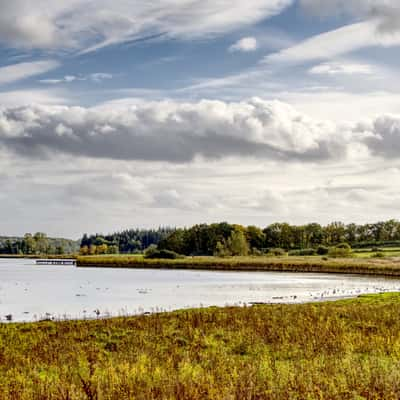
[251,248,264,256]
[372,252,385,258]
[371,247,383,252]
[144,244,158,258]
[144,249,184,259]
[328,243,352,258]
[267,248,287,256]
[288,248,317,256]
[336,243,351,249]
[316,246,329,255]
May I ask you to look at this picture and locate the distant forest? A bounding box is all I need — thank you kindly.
[80,220,400,256]
[80,228,174,255]
[0,233,80,255]
[3,220,400,256]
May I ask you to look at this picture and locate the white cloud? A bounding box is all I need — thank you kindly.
[2,148,400,237]
[276,91,400,121]
[0,89,68,107]
[39,73,113,84]
[89,73,113,82]
[300,0,400,33]
[40,76,78,84]
[0,0,293,52]
[309,62,374,75]
[264,20,400,65]
[0,60,60,85]
[229,37,258,52]
[0,97,399,165]
[0,98,349,163]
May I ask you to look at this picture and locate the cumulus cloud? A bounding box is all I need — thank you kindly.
[0,98,353,163]
[362,115,400,157]
[0,0,293,52]
[2,98,400,163]
[0,60,60,85]
[0,97,399,164]
[229,37,258,52]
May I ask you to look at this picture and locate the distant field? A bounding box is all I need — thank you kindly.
[2,293,400,399]
[76,254,400,277]
[353,247,400,258]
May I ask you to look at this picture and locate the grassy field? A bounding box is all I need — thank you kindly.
[77,254,400,277]
[353,247,400,258]
[1,293,400,399]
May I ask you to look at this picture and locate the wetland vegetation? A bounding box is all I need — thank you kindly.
[2,293,400,399]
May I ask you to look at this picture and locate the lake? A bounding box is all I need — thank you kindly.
[1,258,400,322]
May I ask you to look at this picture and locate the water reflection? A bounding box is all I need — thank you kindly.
[1,258,400,322]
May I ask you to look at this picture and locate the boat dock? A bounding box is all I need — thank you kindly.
[36,259,76,266]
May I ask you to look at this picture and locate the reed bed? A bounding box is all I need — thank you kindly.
[77,255,400,277]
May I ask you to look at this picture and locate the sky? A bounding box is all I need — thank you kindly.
[1,0,400,238]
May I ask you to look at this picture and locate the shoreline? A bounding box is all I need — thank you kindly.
[76,255,400,278]
[2,289,398,325]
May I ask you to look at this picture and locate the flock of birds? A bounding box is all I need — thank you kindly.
[1,280,400,322]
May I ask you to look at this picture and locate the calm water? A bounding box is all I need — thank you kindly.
[1,258,400,322]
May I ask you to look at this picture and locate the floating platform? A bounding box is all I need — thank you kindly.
[36,259,76,266]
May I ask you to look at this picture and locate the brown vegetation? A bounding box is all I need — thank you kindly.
[1,293,400,399]
[77,255,400,277]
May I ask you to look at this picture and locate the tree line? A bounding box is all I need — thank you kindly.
[0,233,80,255]
[79,228,174,255]
[156,220,400,256]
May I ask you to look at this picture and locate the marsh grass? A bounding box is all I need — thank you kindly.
[77,255,400,277]
[2,294,400,399]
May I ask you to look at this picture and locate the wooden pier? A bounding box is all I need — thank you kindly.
[36,259,76,266]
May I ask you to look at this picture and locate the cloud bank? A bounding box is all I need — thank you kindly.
[0,98,398,164]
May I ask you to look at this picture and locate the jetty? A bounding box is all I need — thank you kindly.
[36,259,76,266]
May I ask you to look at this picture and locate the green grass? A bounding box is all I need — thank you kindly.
[353,248,400,258]
[77,254,400,277]
[2,293,400,399]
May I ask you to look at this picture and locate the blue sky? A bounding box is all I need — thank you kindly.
[1,0,398,111]
[1,0,400,237]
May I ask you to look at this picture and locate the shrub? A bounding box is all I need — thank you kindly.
[316,246,329,255]
[251,248,264,256]
[336,243,351,249]
[144,249,184,259]
[144,244,158,258]
[372,252,385,258]
[267,248,287,256]
[372,247,383,252]
[288,248,317,256]
[328,243,352,258]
